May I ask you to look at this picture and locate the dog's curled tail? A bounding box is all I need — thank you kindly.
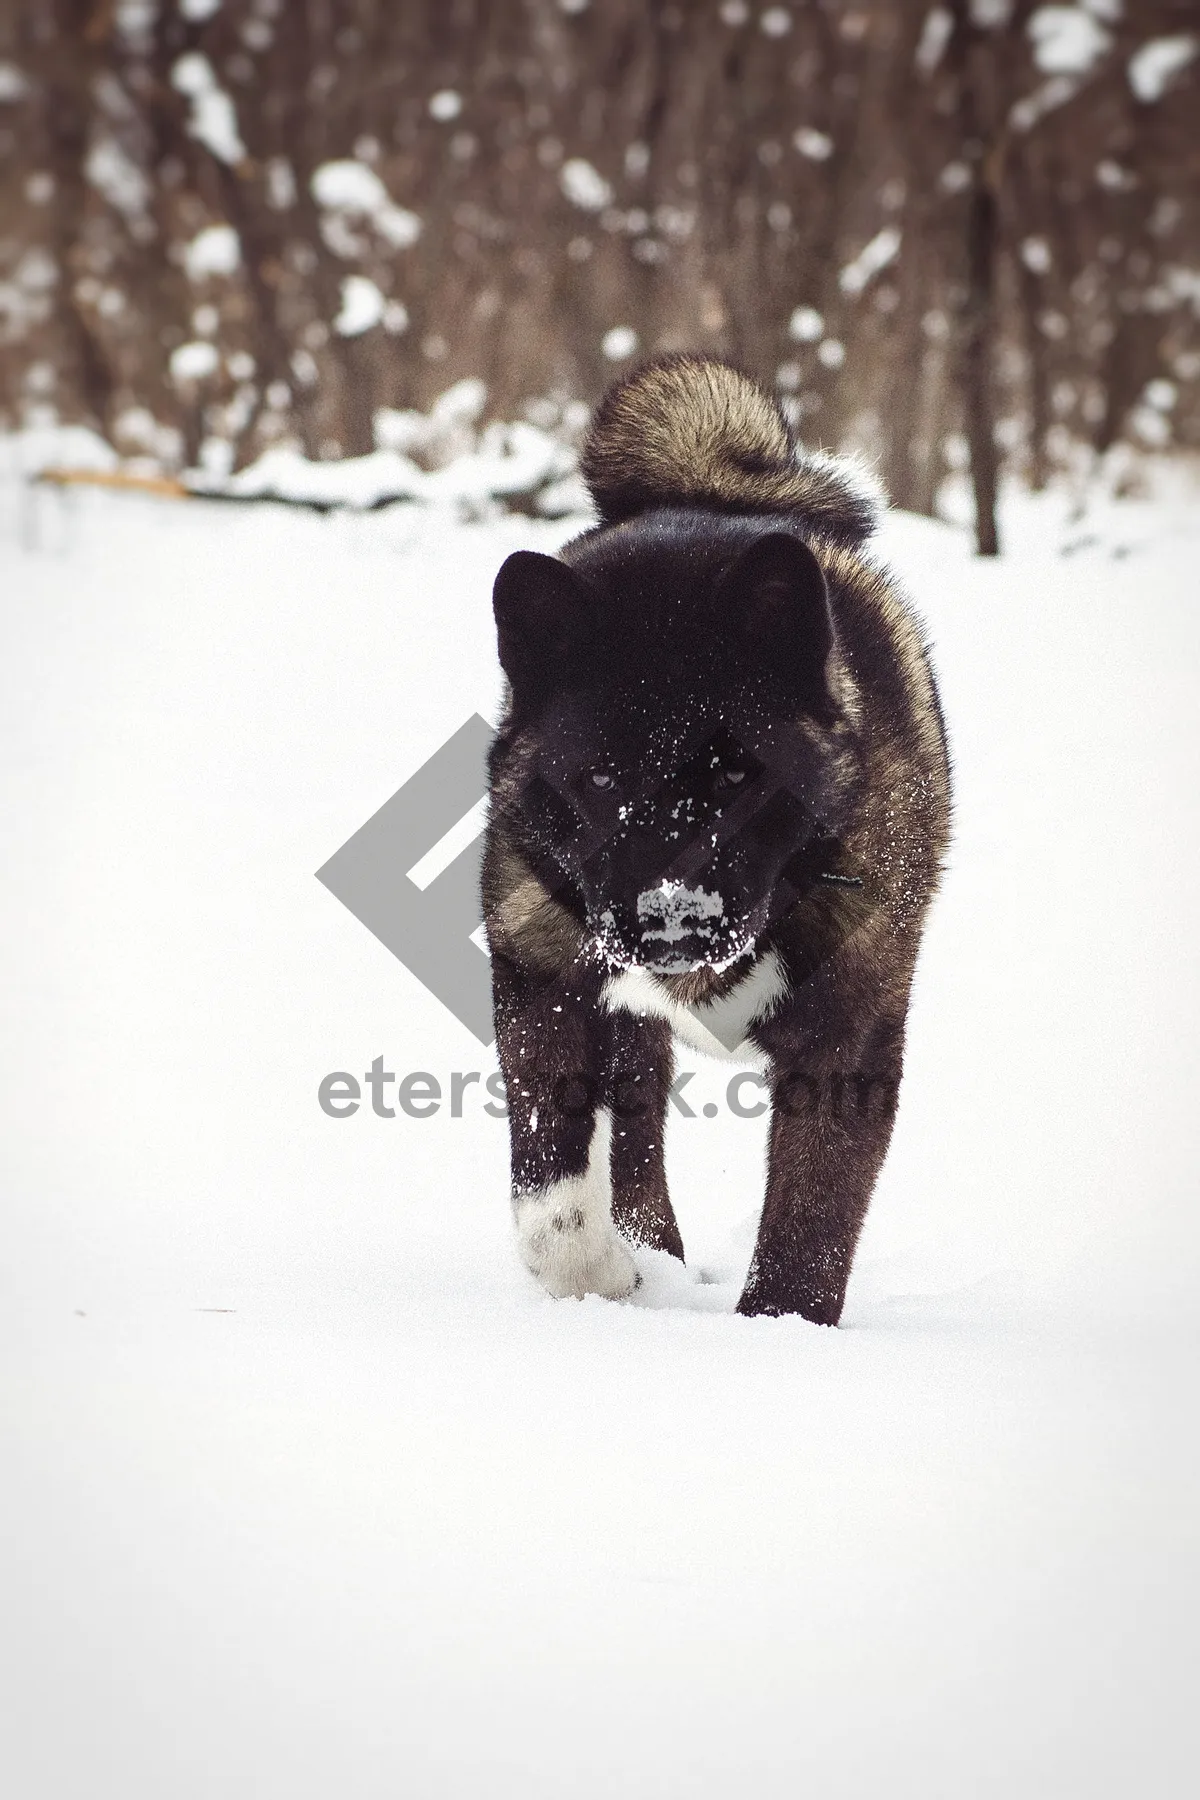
[580,353,881,548]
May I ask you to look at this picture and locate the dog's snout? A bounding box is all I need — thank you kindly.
[636,881,725,939]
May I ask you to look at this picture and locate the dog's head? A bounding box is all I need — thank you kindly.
[489,516,860,974]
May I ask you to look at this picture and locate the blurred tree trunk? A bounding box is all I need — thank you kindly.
[963,173,1000,555]
[34,3,113,431]
[945,0,1001,556]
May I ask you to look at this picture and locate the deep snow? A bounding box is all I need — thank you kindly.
[1,469,1198,1798]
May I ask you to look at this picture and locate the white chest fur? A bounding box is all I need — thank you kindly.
[601,947,788,1065]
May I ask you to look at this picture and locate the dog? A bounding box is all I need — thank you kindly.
[483,355,951,1322]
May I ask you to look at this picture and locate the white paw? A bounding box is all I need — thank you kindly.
[515,1196,639,1301]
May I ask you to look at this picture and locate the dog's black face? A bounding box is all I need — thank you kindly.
[491,517,854,973]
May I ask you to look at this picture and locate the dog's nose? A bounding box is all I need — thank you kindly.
[636,881,725,946]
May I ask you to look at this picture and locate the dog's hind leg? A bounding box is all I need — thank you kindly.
[738,1001,908,1323]
[606,1011,683,1262]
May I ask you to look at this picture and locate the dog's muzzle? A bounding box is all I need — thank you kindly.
[634,881,728,970]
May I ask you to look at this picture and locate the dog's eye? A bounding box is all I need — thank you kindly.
[719,766,748,787]
[588,769,616,791]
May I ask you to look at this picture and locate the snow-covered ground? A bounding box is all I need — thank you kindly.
[1,470,1198,1798]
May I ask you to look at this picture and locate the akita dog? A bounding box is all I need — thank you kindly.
[483,356,950,1322]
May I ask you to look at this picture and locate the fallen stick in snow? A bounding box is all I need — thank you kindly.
[34,468,190,499]
[30,465,577,517]
[33,468,323,507]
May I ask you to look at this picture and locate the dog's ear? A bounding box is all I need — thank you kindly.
[493,551,594,696]
[719,533,836,713]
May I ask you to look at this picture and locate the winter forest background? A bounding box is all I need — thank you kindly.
[1,0,1197,552]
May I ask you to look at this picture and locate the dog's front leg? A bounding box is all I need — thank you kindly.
[493,953,640,1302]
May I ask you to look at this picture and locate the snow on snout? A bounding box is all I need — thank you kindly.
[636,880,726,946]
